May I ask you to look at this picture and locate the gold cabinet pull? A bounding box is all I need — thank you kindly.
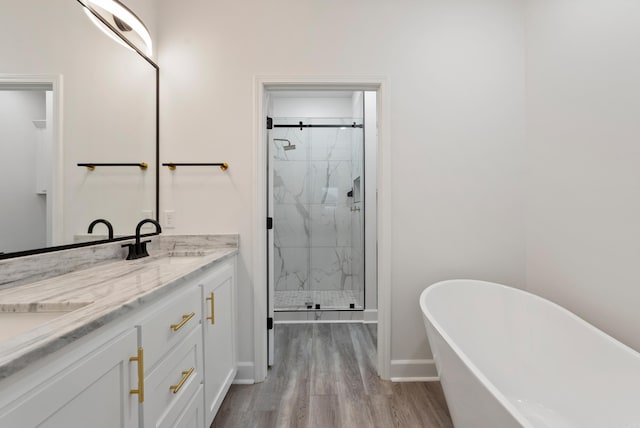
[170,312,195,332]
[169,368,194,394]
[129,347,144,403]
[206,292,215,325]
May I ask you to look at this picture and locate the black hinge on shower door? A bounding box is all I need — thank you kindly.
[266,117,273,129]
[267,217,273,230]
[267,317,274,330]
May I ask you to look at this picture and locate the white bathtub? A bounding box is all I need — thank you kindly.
[420,279,640,428]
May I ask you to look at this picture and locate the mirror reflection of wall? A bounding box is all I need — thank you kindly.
[0,0,156,256]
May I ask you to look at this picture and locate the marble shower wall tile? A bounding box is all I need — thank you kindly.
[274,204,309,248]
[308,161,352,206]
[274,246,309,291]
[309,205,351,247]
[310,128,352,161]
[273,161,309,205]
[310,247,352,291]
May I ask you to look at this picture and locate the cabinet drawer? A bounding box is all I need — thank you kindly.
[140,286,201,372]
[145,325,203,427]
[158,384,204,428]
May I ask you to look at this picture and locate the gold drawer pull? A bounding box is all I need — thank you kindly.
[170,312,195,332]
[170,367,194,394]
[206,292,215,325]
[129,347,144,403]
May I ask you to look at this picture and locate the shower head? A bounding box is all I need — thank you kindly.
[274,138,296,151]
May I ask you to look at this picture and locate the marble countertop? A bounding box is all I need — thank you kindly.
[0,246,237,380]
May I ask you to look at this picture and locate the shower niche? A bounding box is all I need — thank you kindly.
[269,95,366,315]
[352,176,361,203]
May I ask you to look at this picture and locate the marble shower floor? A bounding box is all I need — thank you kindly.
[275,290,363,310]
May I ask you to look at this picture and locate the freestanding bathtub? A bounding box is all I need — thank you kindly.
[420,279,640,428]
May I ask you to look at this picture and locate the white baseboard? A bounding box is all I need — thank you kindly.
[363,309,378,323]
[233,362,255,384]
[232,379,255,385]
[392,376,440,382]
[389,359,438,382]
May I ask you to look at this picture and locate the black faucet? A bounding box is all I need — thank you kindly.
[122,219,162,260]
[87,219,114,240]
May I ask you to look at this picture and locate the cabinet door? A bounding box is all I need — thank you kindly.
[200,260,236,426]
[0,328,139,428]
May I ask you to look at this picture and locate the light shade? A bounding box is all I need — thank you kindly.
[82,0,152,56]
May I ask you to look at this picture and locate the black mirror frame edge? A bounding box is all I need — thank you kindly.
[0,1,160,261]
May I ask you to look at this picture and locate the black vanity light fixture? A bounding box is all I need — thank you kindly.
[162,163,229,171]
[80,0,153,56]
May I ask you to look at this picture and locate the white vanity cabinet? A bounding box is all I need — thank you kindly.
[0,254,237,428]
[0,328,139,428]
[140,258,236,428]
[198,259,237,427]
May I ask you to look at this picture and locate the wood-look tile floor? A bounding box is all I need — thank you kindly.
[212,324,453,428]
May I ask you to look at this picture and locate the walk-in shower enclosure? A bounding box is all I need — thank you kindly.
[271,110,365,312]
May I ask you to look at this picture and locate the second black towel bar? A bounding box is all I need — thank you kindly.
[162,162,229,171]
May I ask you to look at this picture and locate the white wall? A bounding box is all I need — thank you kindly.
[157,0,527,376]
[0,91,46,252]
[525,0,640,352]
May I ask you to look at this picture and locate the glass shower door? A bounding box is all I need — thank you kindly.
[272,117,364,311]
[271,123,312,310]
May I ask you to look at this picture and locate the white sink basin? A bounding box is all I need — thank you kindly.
[0,302,91,343]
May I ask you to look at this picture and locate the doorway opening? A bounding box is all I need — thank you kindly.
[0,78,60,254]
[265,89,378,367]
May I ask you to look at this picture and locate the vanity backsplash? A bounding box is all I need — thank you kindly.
[0,235,239,291]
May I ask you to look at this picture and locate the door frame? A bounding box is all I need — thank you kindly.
[252,76,392,382]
